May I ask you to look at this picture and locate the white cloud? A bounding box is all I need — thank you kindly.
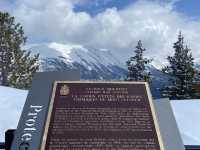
[1,0,200,68]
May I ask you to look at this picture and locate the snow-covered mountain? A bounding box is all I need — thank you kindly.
[196,64,200,71]
[28,43,127,79]
[28,42,171,97]
[28,43,124,68]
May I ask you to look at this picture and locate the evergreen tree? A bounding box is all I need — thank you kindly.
[192,71,200,98]
[0,12,39,89]
[126,40,152,82]
[161,32,197,99]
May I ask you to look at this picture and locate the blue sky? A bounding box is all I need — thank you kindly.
[74,0,135,16]
[174,0,200,19]
[74,0,200,20]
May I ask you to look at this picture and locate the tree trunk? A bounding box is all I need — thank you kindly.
[1,69,9,86]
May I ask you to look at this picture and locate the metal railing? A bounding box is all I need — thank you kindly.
[185,145,200,150]
[0,142,6,149]
[0,129,15,150]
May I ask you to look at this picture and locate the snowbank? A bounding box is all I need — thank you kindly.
[0,85,199,146]
[0,86,27,142]
[171,100,200,145]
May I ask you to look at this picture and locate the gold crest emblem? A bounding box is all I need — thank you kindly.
[60,84,69,96]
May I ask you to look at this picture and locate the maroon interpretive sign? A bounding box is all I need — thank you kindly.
[41,81,164,150]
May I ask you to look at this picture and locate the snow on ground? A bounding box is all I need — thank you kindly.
[171,100,200,145]
[0,86,27,142]
[0,85,200,146]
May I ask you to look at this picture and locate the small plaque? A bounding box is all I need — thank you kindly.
[41,81,164,150]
